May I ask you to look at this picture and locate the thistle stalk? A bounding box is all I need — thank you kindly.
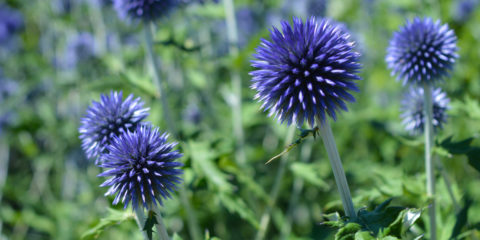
[318,119,356,219]
[423,84,436,240]
[134,207,150,240]
[143,20,175,134]
[255,126,296,240]
[151,204,170,240]
[223,0,246,165]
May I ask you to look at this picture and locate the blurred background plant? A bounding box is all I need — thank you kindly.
[1,0,480,239]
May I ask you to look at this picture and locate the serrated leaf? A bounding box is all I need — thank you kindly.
[438,136,474,155]
[143,210,159,240]
[217,193,259,228]
[290,162,330,189]
[436,136,480,173]
[81,208,135,240]
[187,141,233,192]
[336,223,362,240]
[450,197,473,239]
[357,199,405,236]
[355,231,376,240]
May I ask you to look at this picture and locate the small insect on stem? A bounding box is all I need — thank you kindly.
[265,126,319,165]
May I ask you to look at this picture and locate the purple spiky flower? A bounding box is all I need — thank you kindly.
[0,4,23,44]
[79,91,149,163]
[250,17,361,127]
[62,32,96,69]
[386,17,458,86]
[113,0,179,21]
[401,87,449,134]
[98,124,183,210]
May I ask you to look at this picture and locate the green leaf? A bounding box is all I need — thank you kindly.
[81,208,135,240]
[290,162,330,189]
[143,210,159,240]
[187,141,233,192]
[357,199,405,236]
[217,193,259,228]
[450,197,473,239]
[172,233,184,240]
[336,223,362,240]
[436,136,480,173]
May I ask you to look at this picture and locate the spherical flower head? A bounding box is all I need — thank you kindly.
[98,124,183,210]
[0,5,23,44]
[79,91,149,163]
[386,17,458,86]
[113,0,179,21]
[62,32,96,69]
[401,87,449,135]
[250,17,361,127]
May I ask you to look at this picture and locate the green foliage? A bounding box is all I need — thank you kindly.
[81,208,135,240]
[325,200,422,239]
[2,0,480,239]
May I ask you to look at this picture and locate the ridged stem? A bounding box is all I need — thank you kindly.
[281,140,313,240]
[223,0,246,165]
[143,21,201,240]
[318,119,356,219]
[423,84,436,240]
[151,204,171,240]
[255,126,296,240]
[143,20,175,134]
[134,207,150,240]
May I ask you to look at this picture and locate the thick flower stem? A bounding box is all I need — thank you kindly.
[423,84,436,240]
[318,119,356,219]
[143,20,175,134]
[223,0,246,166]
[151,204,170,240]
[0,138,9,233]
[134,207,150,240]
[255,126,296,240]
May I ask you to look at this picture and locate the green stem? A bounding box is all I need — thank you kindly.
[179,186,202,240]
[143,20,176,134]
[423,84,436,240]
[134,207,150,240]
[318,119,356,219]
[223,0,246,165]
[255,127,296,240]
[151,205,171,240]
[0,138,9,234]
[436,156,459,212]
[143,21,201,240]
[281,140,313,240]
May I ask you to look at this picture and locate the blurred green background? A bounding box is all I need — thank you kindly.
[1,0,480,239]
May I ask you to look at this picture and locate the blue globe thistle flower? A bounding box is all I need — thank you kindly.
[98,124,183,210]
[0,5,23,44]
[250,17,361,127]
[386,17,458,86]
[401,87,449,134]
[113,0,179,21]
[79,91,149,163]
[453,0,478,23]
[62,32,96,69]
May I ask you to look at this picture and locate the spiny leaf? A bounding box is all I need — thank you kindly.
[335,223,362,240]
[450,197,473,239]
[143,210,159,240]
[436,136,480,173]
[81,208,135,239]
[217,193,260,228]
